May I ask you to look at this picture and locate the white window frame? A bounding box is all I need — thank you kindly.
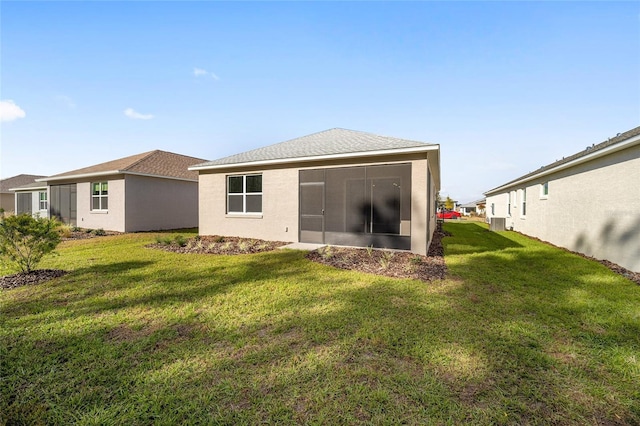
[520,188,527,218]
[226,174,263,215]
[540,182,549,199]
[39,191,48,211]
[91,181,109,211]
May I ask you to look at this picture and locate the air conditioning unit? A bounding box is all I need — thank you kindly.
[490,217,506,231]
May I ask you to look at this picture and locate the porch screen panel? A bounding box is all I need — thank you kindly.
[49,184,77,226]
[324,167,366,234]
[16,193,32,215]
[366,164,411,236]
[299,170,325,244]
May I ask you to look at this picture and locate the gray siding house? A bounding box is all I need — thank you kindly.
[190,128,441,255]
[29,150,207,232]
[485,126,640,272]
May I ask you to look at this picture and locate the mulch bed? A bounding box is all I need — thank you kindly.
[149,232,448,282]
[306,230,449,282]
[0,269,68,290]
[147,235,288,255]
[62,229,122,241]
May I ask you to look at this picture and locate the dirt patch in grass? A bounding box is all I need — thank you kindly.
[148,235,287,255]
[0,269,68,290]
[306,230,448,282]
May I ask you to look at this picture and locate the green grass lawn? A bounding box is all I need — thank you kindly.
[1,223,639,425]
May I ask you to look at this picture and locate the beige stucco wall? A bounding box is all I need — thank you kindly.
[124,175,199,232]
[198,153,439,255]
[486,143,640,272]
[410,159,429,255]
[1,193,15,213]
[199,167,299,242]
[76,178,126,232]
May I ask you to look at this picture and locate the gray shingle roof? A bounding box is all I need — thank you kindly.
[485,125,640,194]
[192,128,437,169]
[0,174,46,193]
[45,150,208,182]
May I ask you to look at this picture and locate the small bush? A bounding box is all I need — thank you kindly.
[378,251,395,270]
[0,213,62,272]
[155,236,173,245]
[58,223,74,239]
[213,236,225,243]
[319,245,334,260]
[91,228,106,236]
[174,235,188,247]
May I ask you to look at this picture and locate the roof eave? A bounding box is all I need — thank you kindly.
[189,145,439,172]
[9,185,47,191]
[484,133,640,196]
[41,170,198,183]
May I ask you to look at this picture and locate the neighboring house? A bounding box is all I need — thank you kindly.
[35,150,207,232]
[459,199,485,216]
[485,126,640,272]
[190,128,441,255]
[10,182,49,217]
[0,174,45,214]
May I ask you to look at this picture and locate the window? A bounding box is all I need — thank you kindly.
[491,203,495,216]
[39,191,48,210]
[540,182,549,198]
[91,182,108,211]
[227,174,262,214]
[521,189,527,217]
[507,192,511,216]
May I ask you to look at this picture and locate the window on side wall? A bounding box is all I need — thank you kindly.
[227,174,262,214]
[521,189,527,217]
[39,191,48,210]
[540,182,549,199]
[91,182,108,211]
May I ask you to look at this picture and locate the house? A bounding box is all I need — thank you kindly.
[30,150,207,232]
[458,199,486,216]
[0,174,46,214]
[190,128,441,255]
[11,181,49,217]
[485,126,640,272]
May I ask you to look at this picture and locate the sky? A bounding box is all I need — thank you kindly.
[1,1,638,203]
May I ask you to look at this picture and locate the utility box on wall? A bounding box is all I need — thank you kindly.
[490,217,506,231]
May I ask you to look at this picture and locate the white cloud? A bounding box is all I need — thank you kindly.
[0,100,26,122]
[124,108,154,120]
[193,67,220,80]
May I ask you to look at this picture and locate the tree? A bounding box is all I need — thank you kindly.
[445,196,454,210]
[0,213,62,273]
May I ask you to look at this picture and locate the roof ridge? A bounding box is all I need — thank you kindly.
[120,150,160,172]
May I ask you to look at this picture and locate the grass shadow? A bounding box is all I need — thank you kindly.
[443,222,522,255]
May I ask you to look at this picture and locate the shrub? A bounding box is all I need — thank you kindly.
[366,245,374,258]
[155,236,173,245]
[58,223,74,239]
[378,250,395,270]
[174,235,188,247]
[91,228,107,236]
[0,213,62,273]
